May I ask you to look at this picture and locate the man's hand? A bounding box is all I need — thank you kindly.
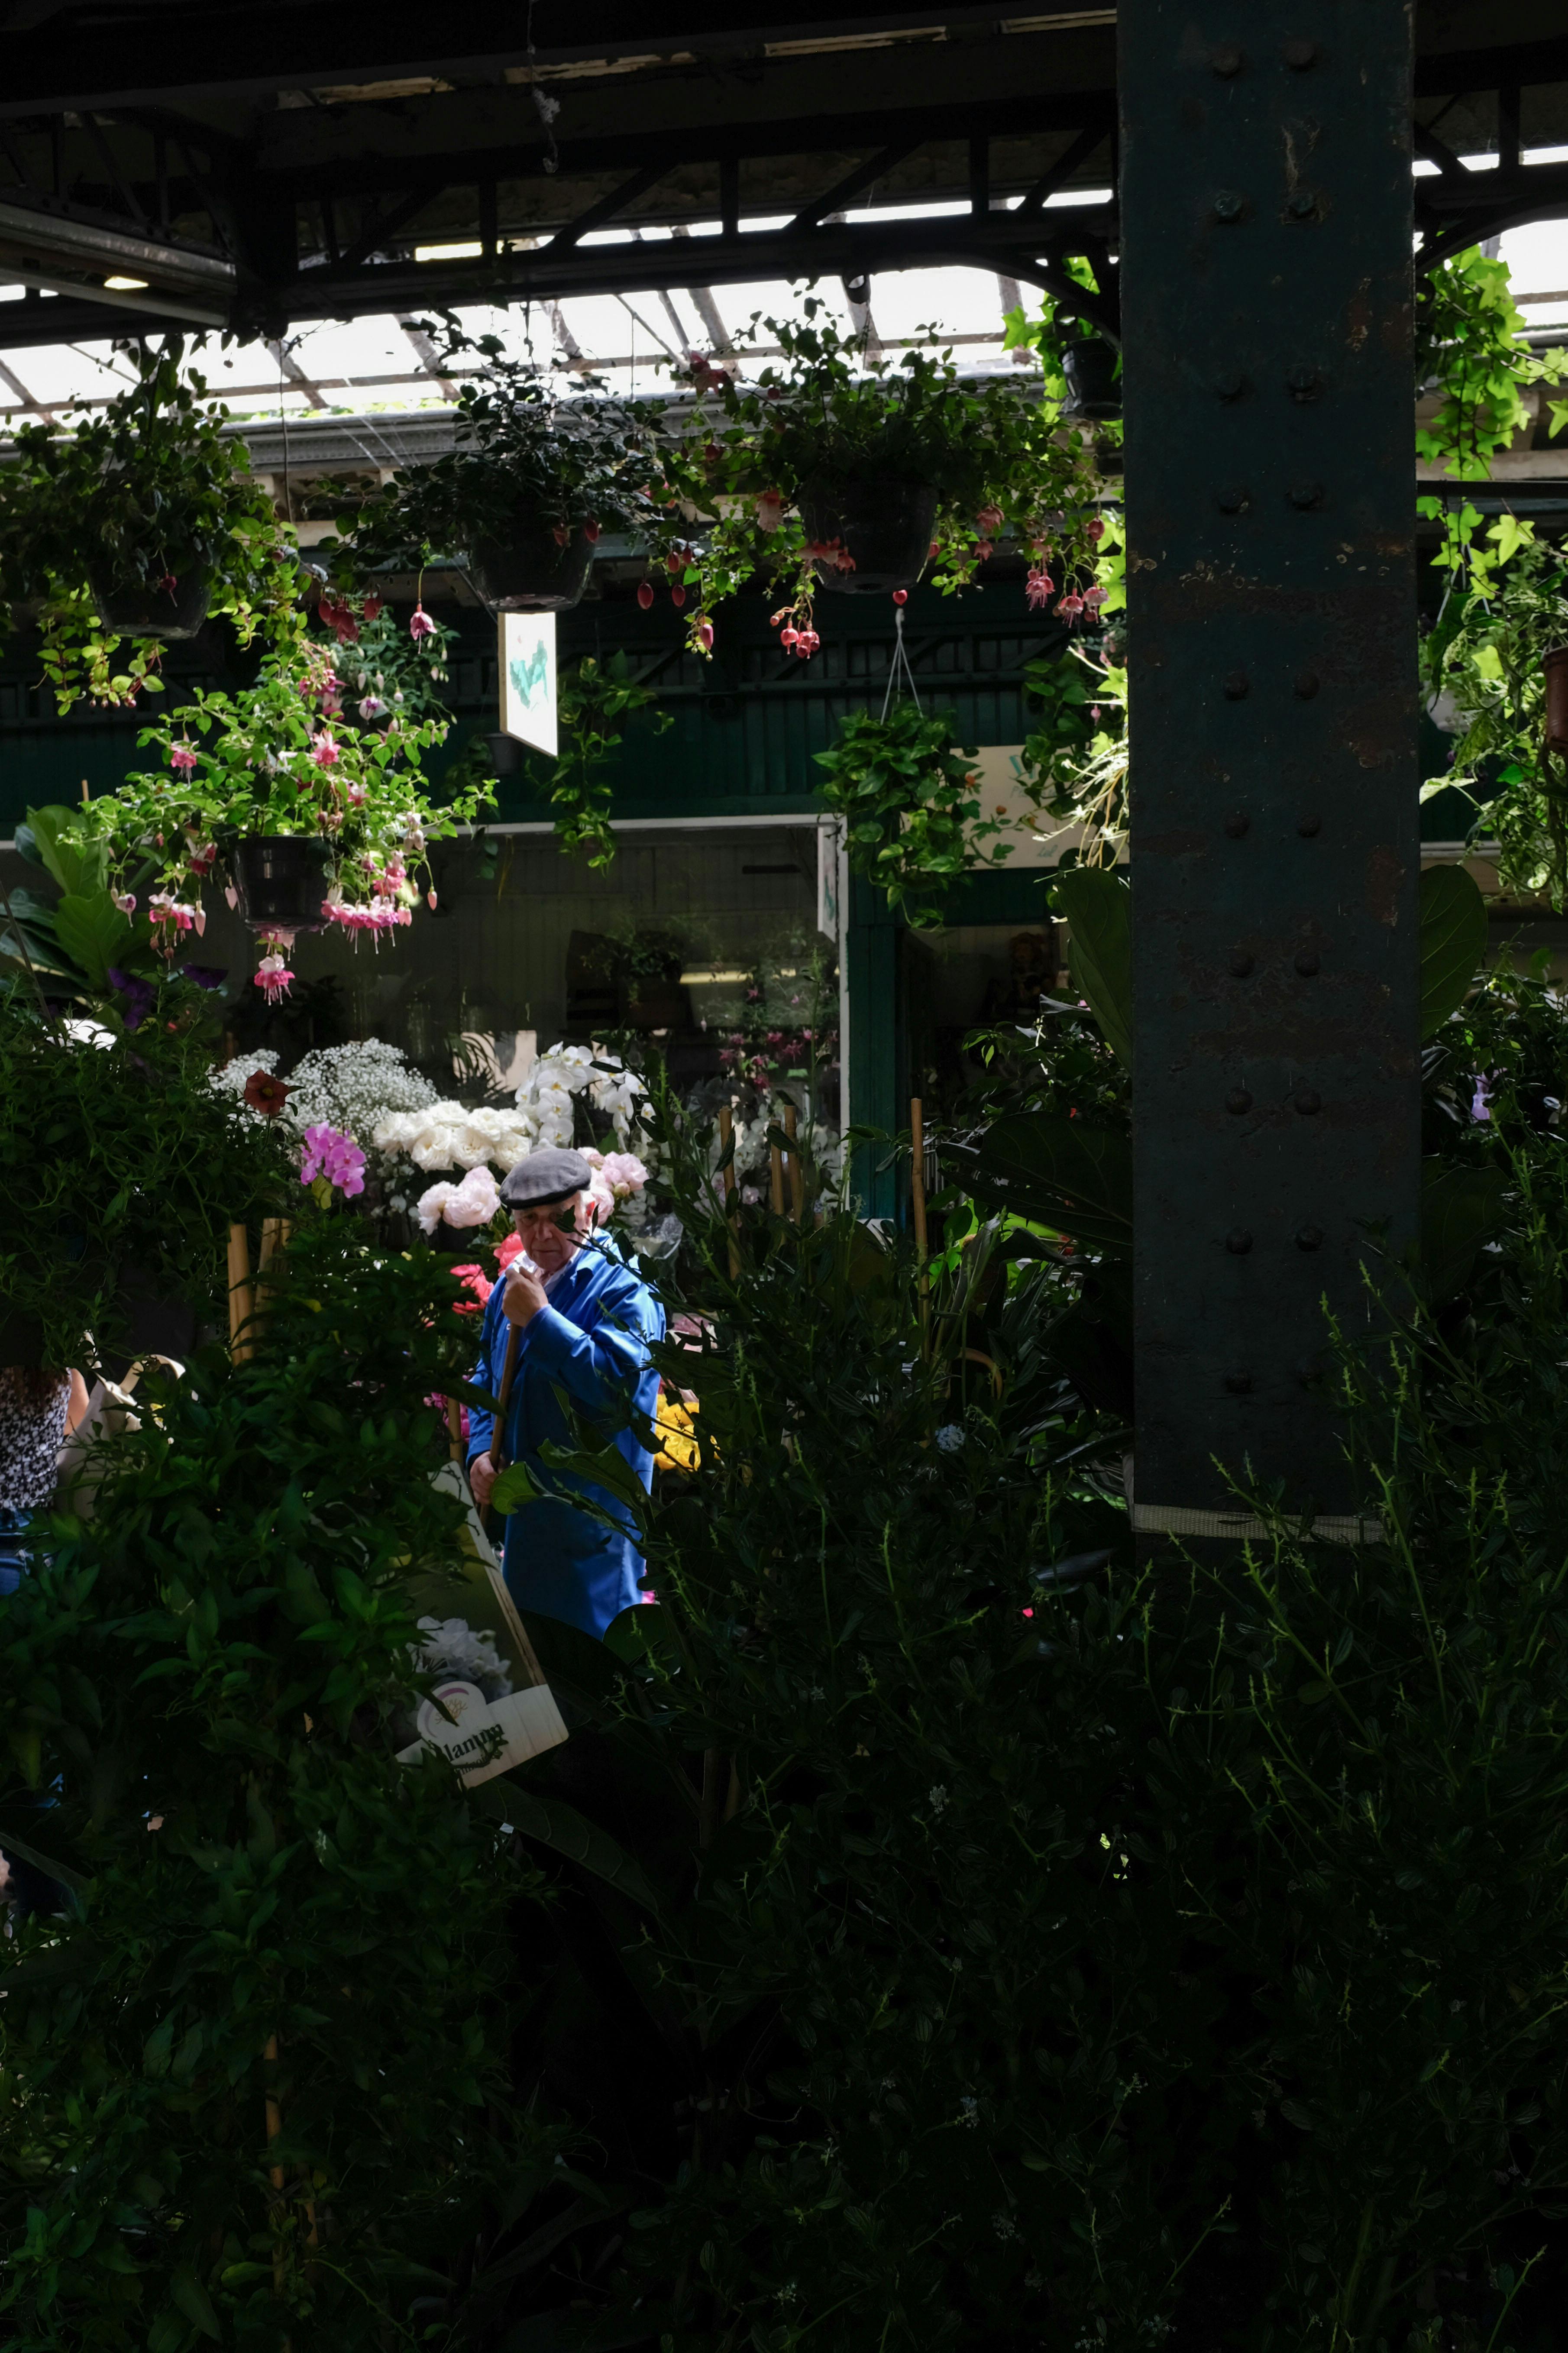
[469,1450,498,1510]
[502,1261,548,1327]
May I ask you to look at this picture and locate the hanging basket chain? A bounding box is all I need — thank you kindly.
[879,604,923,723]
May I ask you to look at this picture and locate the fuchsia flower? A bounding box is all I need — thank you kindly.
[254,952,294,1003]
[409,605,435,641]
[310,732,341,767]
[147,893,199,933]
[698,620,715,651]
[1025,568,1055,611]
[1083,584,1107,613]
[1057,591,1085,623]
[637,580,655,609]
[113,891,137,916]
[169,741,198,774]
[300,1123,366,1198]
[1087,517,1106,543]
[976,504,1004,534]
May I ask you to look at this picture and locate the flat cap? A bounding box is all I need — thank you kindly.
[499,1146,593,1211]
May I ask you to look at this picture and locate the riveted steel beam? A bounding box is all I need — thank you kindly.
[1120,1,1421,1530]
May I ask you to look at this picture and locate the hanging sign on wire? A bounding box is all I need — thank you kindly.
[498,612,558,757]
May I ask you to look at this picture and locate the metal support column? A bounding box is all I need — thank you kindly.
[1119,1,1420,1531]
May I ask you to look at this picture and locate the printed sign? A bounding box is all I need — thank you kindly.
[397,1675,568,1787]
[498,611,558,758]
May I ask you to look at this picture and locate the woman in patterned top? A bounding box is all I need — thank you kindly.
[0,1364,89,1595]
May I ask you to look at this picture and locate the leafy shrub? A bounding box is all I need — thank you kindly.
[0,1227,551,2352]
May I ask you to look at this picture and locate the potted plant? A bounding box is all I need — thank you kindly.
[0,342,299,714]
[643,299,1104,656]
[341,318,656,611]
[814,699,1027,925]
[61,637,495,993]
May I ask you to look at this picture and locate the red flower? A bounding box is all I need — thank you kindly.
[637,580,655,609]
[242,1069,291,1117]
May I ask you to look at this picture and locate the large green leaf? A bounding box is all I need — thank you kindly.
[170,2264,222,2342]
[54,891,133,990]
[956,1112,1134,1257]
[1419,863,1487,1041]
[1421,1161,1509,1301]
[471,1781,664,1916]
[0,888,84,982]
[1052,864,1132,1066]
[23,803,109,898]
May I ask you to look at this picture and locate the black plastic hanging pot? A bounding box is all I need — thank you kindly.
[799,476,941,596]
[230,835,335,934]
[1060,338,1122,419]
[468,520,595,611]
[87,563,213,639]
[484,731,526,777]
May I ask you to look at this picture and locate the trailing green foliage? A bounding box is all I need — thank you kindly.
[0,1227,550,2350]
[514,652,673,869]
[813,701,999,923]
[0,1000,293,1370]
[0,341,298,715]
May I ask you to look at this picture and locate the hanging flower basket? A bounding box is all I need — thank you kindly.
[1060,338,1122,420]
[88,564,213,640]
[468,521,595,611]
[799,476,940,597]
[231,835,335,934]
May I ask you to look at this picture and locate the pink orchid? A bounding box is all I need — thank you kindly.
[300,1122,365,1198]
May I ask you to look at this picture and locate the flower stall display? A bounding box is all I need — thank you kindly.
[374,1043,650,1178]
[338,323,657,611]
[713,1086,844,1209]
[61,646,495,987]
[0,341,299,713]
[213,1037,440,1214]
[641,299,1104,658]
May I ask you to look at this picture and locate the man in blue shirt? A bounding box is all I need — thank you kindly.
[467,1146,664,1641]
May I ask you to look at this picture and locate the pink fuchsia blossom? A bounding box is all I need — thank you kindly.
[1025,569,1055,610]
[169,741,198,774]
[976,504,1004,534]
[148,893,199,932]
[301,1123,366,1198]
[310,732,341,767]
[1083,584,1107,613]
[409,605,435,641]
[357,695,388,722]
[1087,517,1106,543]
[113,892,137,916]
[254,952,294,1003]
[1057,591,1085,623]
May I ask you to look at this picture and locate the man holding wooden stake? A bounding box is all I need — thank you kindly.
[466,1146,664,1641]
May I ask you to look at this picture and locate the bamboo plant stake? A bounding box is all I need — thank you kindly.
[226,1224,255,1364]
[768,1134,786,1218]
[910,1098,931,1359]
[717,1104,740,1278]
[782,1100,805,1225]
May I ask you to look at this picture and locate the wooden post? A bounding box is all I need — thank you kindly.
[782,1100,805,1225]
[768,1135,785,1218]
[717,1104,740,1278]
[910,1098,931,1359]
[479,1321,523,1533]
[226,1224,255,1363]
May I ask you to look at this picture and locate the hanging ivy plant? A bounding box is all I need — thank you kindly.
[506,652,672,868]
[815,699,1022,925]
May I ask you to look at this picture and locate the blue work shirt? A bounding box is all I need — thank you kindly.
[467,1235,663,1641]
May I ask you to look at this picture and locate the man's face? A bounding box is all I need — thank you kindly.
[512,1190,592,1276]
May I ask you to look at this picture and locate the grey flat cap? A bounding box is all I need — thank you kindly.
[500,1146,593,1210]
